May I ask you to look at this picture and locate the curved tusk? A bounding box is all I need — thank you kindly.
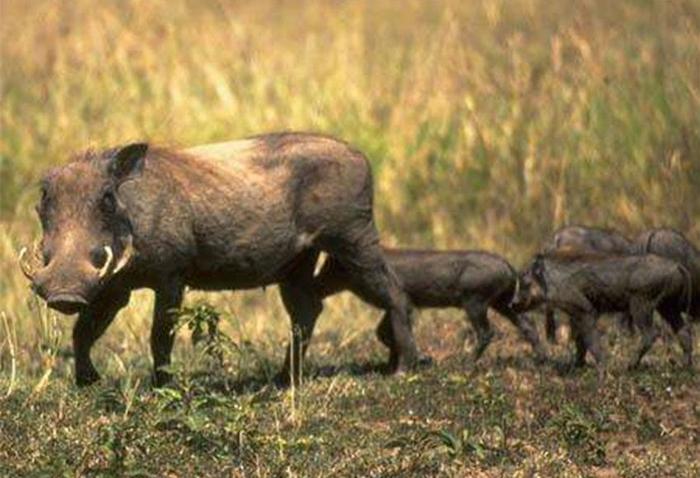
[510,275,520,306]
[113,236,134,274]
[18,247,35,281]
[98,246,114,279]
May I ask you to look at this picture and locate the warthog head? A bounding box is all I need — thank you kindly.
[19,143,147,314]
[510,254,547,312]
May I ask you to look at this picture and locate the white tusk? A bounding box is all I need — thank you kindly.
[99,246,114,279]
[510,275,520,306]
[18,247,35,281]
[113,236,134,274]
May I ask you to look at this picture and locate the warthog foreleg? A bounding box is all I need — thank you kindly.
[571,321,587,369]
[328,235,420,374]
[151,280,184,387]
[73,289,131,387]
[494,304,547,363]
[278,250,323,387]
[544,306,558,344]
[616,312,636,336]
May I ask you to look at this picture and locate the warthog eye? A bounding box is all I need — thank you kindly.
[42,245,52,266]
[36,186,51,226]
[100,190,117,214]
[90,246,108,269]
[532,256,545,281]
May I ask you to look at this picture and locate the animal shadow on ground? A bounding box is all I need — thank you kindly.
[484,354,549,372]
[183,359,393,396]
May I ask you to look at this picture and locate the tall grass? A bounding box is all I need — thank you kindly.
[1,0,699,378]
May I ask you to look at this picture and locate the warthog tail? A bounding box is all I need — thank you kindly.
[636,229,658,255]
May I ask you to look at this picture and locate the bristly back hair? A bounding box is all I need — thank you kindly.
[544,246,619,263]
[74,142,194,164]
[74,147,106,162]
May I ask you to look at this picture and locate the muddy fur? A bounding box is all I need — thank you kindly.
[315,248,546,362]
[513,251,694,377]
[28,132,421,387]
[542,225,635,343]
[544,225,634,255]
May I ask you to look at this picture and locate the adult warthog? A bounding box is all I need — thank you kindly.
[314,249,546,363]
[19,132,421,386]
[542,225,634,342]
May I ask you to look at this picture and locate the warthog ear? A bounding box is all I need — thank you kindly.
[110,143,148,182]
[532,253,545,278]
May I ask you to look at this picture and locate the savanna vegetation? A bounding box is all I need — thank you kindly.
[1,0,699,476]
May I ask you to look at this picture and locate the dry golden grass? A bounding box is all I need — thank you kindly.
[2,0,699,366]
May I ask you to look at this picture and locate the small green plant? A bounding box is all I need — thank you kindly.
[175,302,237,368]
[548,402,607,466]
[433,429,487,460]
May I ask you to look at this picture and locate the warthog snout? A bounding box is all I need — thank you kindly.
[46,293,89,315]
[19,144,144,317]
[510,257,547,312]
[509,286,537,312]
[19,237,134,315]
[29,255,98,314]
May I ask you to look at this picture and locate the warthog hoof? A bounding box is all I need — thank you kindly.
[596,366,608,384]
[533,350,548,365]
[473,341,491,362]
[272,369,305,389]
[417,354,434,368]
[627,360,643,372]
[75,369,101,388]
[566,358,587,374]
[273,372,291,389]
[389,352,433,375]
[152,370,174,388]
[668,356,695,370]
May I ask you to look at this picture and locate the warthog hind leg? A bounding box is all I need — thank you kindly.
[464,300,493,361]
[630,302,659,369]
[660,307,694,368]
[326,232,420,374]
[570,314,606,381]
[544,306,558,344]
